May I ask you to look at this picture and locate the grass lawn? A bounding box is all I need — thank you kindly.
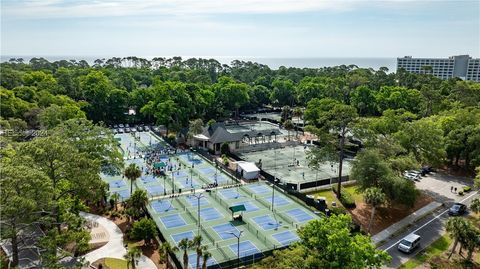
[307,184,362,208]
[105,258,129,269]
[398,234,452,269]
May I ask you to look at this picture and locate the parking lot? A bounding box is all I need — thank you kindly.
[414,171,473,203]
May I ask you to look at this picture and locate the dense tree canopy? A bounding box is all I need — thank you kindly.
[252,214,390,269]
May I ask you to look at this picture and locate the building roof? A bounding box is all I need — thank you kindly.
[198,122,282,144]
[236,161,260,173]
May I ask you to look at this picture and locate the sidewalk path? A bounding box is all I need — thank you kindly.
[80,212,157,269]
[372,201,442,245]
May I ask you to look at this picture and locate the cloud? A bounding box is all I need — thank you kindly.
[3,0,360,19]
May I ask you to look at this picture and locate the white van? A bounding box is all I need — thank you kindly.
[398,233,421,253]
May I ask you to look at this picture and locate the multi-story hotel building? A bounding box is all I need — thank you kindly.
[397,55,480,81]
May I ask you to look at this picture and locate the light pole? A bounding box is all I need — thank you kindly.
[193,193,204,234]
[171,170,175,194]
[272,145,277,211]
[163,175,167,195]
[227,230,243,268]
[190,168,193,188]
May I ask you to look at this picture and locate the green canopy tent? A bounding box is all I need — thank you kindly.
[153,162,167,169]
[229,204,246,221]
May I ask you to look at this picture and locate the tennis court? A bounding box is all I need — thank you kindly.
[238,145,352,190]
[285,208,315,223]
[146,182,321,268]
[272,231,299,246]
[228,241,261,259]
[252,215,280,230]
[160,214,187,229]
[151,200,176,213]
[101,131,322,268]
[108,132,241,198]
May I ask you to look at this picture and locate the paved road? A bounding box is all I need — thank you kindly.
[379,191,478,268]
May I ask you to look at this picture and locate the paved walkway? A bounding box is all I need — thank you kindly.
[372,201,443,245]
[80,212,157,269]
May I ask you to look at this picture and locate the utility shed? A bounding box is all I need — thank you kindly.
[235,161,260,180]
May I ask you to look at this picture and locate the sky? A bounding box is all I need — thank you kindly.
[1,0,479,58]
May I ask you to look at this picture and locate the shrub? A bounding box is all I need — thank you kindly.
[130,218,158,245]
[463,186,471,192]
[332,186,356,209]
[329,206,347,216]
[458,191,464,196]
[220,142,230,154]
[222,154,229,166]
[340,192,356,209]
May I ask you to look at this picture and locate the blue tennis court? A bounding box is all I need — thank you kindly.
[109,180,126,188]
[200,208,223,221]
[213,223,240,240]
[266,196,290,206]
[272,231,299,246]
[171,231,195,244]
[248,184,271,194]
[179,154,204,165]
[146,185,164,195]
[252,215,280,230]
[214,175,228,184]
[174,170,189,178]
[233,201,259,212]
[141,175,156,184]
[185,195,210,207]
[160,214,186,229]
[199,167,215,175]
[151,200,175,213]
[229,241,260,258]
[286,208,314,223]
[219,188,244,200]
[176,177,201,189]
[112,189,130,199]
[189,253,217,269]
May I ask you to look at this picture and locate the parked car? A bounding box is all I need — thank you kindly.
[398,233,421,253]
[118,128,124,133]
[137,126,144,132]
[448,203,467,216]
[143,126,150,131]
[125,123,130,128]
[130,127,137,132]
[113,124,119,128]
[404,172,420,181]
[119,124,124,128]
[124,127,131,133]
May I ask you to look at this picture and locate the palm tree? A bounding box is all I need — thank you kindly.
[201,250,212,269]
[293,107,303,137]
[446,217,468,259]
[124,163,142,195]
[128,189,148,214]
[178,238,193,269]
[187,119,204,147]
[462,223,480,261]
[281,106,291,123]
[124,246,142,269]
[284,120,294,142]
[363,187,386,234]
[192,235,203,269]
[470,197,480,214]
[111,192,120,211]
[159,241,179,269]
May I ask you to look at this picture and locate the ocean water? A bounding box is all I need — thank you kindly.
[1,55,397,72]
